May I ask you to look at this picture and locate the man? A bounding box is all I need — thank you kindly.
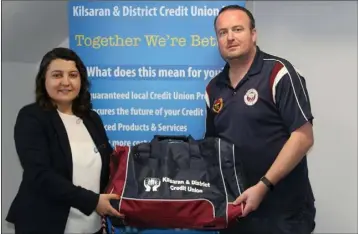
[205,5,316,234]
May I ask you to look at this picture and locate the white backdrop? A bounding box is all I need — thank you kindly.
[252,1,358,233]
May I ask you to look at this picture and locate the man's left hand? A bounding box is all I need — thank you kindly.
[233,181,269,217]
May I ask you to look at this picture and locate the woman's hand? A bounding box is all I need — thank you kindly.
[95,194,124,217]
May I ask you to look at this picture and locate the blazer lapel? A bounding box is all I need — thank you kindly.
[82,115,104,159]
[49,110,73,177]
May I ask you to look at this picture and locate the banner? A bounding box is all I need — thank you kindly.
[68,1,246,147]
[68,1,246,232]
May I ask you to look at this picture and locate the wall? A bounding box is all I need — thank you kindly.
[2,1,67,63]
[252,1,358,233]
[2,62,39,233]
[2,1,357,234]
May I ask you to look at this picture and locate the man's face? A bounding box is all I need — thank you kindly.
[215,9,257,61]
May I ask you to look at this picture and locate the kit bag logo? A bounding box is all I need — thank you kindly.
[144,177,210,194]
[144,177,161,192]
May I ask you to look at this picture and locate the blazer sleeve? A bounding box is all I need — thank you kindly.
[14,107,99,216]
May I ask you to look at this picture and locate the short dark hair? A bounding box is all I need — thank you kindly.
[214,5,256,30]
[35,47,92,117]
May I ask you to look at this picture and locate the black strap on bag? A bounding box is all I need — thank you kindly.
[150,135,195,158]
[149,135,203,170]
[151,135,193,142]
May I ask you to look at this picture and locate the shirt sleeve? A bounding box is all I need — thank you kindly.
[204,87,216,138]
[271,61,314,133]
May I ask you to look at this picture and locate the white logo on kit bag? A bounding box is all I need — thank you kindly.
[144,177,161,192]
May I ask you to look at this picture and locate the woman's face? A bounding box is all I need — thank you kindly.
[45,59,81,107]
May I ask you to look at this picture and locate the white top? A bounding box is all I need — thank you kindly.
[58,111,102,234]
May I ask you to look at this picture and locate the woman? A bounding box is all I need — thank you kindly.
[6,47,122,234]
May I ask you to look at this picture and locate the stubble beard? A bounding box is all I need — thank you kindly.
[223,45,255,63]
[223,51,247,62]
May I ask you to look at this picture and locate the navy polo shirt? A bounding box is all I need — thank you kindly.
[205,46,314,213]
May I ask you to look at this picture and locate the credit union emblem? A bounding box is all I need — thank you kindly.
[212,98,223,113]
[244,88,259,106]
[144,177,161,192]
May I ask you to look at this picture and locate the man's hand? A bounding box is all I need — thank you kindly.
[233,181,269,217]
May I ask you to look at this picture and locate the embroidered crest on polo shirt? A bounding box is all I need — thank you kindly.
[212,98,224,113]
[244,88,259,106]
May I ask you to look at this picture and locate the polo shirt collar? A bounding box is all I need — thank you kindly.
[217,46,264,85]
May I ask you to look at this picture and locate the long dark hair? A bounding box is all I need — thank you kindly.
[35,47,92,117]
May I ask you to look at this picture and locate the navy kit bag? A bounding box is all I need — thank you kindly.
[103,135,248,233]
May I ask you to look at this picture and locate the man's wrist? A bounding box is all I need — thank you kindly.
[256,180,270,198]
[260,176,275,191]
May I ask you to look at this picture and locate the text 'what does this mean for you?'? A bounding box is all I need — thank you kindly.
[86,66,221,80]
[72,5,222,17]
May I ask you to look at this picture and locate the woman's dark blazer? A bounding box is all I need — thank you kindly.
[6,103,113,234]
